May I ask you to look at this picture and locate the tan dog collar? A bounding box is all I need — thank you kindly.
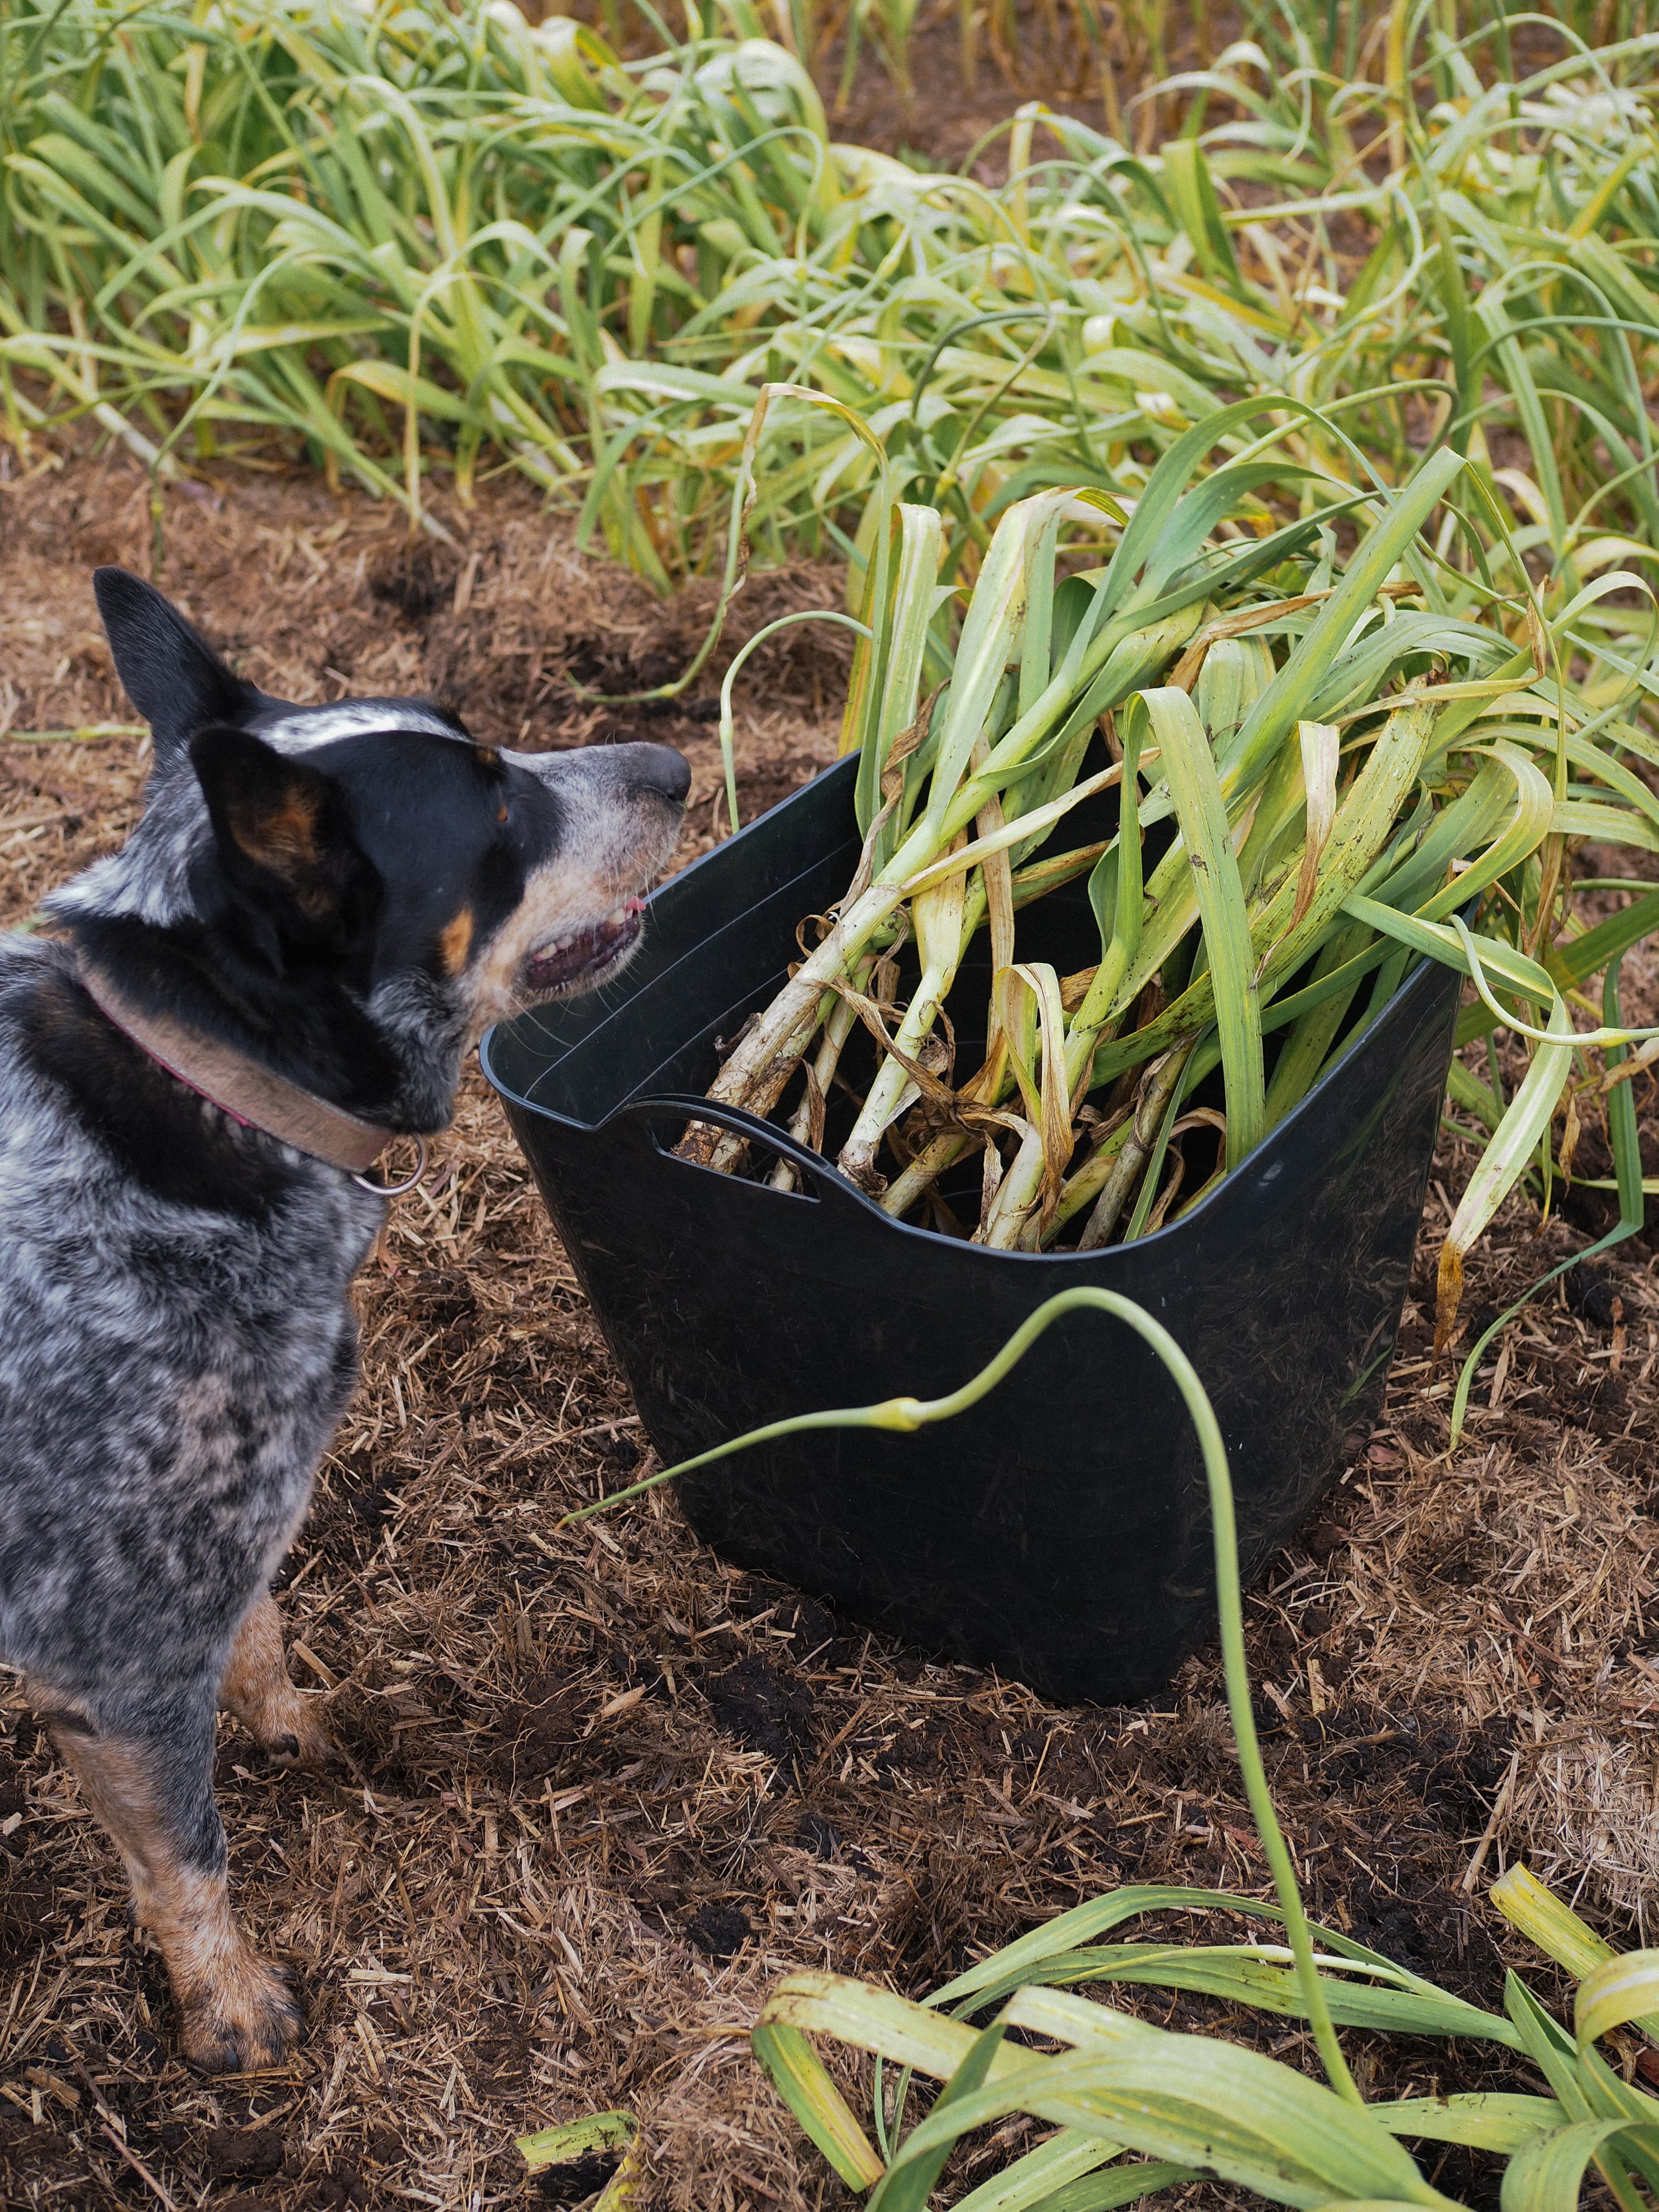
[76,957,422,1192]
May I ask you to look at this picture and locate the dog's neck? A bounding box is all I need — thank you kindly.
[19,922,463,1222]
[42,752,471,1137]
[56,909,468,1137]
[76,957,398,1178]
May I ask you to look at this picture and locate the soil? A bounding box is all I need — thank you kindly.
[5,446,1659,2205]
[524,0,1267,188]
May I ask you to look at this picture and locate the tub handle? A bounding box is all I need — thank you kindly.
[608,1092,883,1218]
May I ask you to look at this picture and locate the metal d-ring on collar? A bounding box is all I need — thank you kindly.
[352,1138,429,1197]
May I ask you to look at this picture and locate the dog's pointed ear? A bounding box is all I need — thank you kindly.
[190,725,380,946]
[94,568,253,750]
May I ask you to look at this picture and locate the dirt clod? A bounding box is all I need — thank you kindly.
[1304,1517,1350,1560]
[686,1902,752,1960]
[537,2151,622,2205]
[0,2115,86,2194]
[490,1676,586,1792]
[312,2171,368,2208]
[1565,1264,1624,1329]
[707,1653,815,1764]
[794,1810,841,1858]
[0,1876,54,1965]
[369,541,457,623]
[206,2123,287,2179]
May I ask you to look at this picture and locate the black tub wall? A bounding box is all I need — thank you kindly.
[484,757,1457,1706]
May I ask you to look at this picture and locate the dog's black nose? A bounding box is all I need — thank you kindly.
[636,744,691,806]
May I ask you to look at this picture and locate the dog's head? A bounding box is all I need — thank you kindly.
[45,569,689,1127]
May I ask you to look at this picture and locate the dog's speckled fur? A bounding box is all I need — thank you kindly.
[0,571,686,2069]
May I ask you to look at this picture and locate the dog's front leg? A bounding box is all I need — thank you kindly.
[219,1591,332,1767]
[45,1700,301,2072]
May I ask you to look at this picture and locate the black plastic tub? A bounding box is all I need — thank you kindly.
[482,754,1458,1706]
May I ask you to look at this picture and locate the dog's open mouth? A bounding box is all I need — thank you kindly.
[522,897,646,995]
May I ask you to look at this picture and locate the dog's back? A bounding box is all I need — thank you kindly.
[0,926,376,1724]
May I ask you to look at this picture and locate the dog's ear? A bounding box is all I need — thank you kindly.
[94,569,253,750]
[190,725,381,950]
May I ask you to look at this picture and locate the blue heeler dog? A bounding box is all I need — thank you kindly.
[0,571,688,2069]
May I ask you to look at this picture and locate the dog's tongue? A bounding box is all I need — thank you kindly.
[524,901,643,992]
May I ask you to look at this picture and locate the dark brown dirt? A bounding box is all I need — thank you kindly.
[828,0,1246,167]
[3,447,1658,2211]
[0,446,847,873]
[549,0,1250,171]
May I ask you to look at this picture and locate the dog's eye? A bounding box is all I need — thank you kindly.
[496,803,508,824]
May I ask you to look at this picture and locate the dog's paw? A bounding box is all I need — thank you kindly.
[180,1954,303,2073]
[265,1705,336,1770]
[246,1690,335,1769]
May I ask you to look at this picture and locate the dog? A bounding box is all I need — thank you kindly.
[0,569,687,2069]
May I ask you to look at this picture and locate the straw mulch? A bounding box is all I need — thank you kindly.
[3,447,1657,2212]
